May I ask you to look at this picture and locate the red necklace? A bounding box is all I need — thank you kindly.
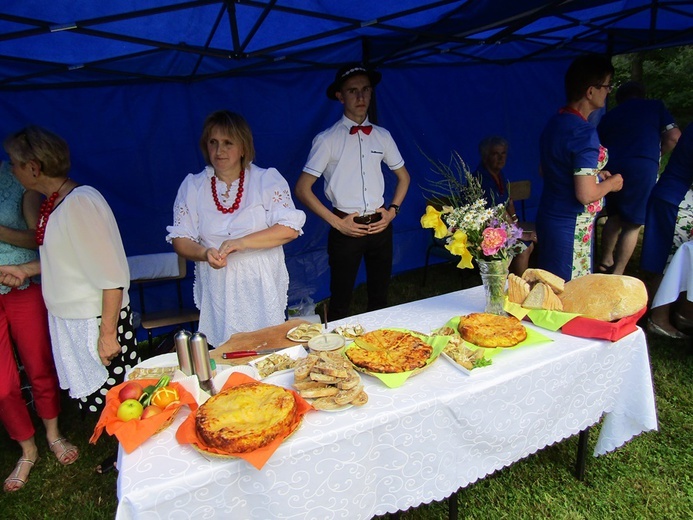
[36,178,69,246]
[211,170,245,214]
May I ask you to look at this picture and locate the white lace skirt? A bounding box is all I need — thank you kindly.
[194,247,289,347]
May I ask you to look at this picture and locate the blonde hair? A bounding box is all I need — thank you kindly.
[199,110,255,170]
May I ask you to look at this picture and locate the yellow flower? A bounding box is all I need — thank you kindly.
[445,230,474,269]
[420,205,448,239]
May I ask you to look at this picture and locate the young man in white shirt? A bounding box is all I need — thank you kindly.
[296,64,410,320]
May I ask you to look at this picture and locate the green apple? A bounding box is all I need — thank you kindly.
[117,398,144,421]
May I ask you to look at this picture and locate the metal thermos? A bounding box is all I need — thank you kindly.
[190,331,216,395]
[173,329,193,376]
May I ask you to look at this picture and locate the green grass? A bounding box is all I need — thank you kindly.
[2,254,692,519]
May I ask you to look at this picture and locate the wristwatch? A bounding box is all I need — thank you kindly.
[388,204,400,215]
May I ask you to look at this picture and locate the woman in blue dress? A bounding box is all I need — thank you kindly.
[536,55,624,281]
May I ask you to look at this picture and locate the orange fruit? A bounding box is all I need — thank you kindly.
[150,386,180,409]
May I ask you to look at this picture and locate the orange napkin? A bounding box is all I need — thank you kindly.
[176,372,314,470]
[90,379,198,453]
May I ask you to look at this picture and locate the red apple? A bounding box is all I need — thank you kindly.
[117,399,144,421]
[118,381,144,403]
[141,405,163,420]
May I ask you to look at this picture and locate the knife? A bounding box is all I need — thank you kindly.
[221,343,290,359]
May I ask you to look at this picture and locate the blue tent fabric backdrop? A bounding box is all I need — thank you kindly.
[0,63,562,309]
[1,1,691,329]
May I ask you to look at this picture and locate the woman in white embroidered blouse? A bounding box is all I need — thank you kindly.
[166,110,305,347]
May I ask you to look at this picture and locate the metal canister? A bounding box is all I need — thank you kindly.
[173,329,193,376]
[190,331,215,394]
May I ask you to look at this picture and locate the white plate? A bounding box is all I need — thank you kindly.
[441,351,493,376]
[134,352,179,370]
[250,345,308,379]
[286,324,324,342]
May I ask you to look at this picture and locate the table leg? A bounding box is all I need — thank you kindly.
[448,489,459,520]
[575,427,590,481]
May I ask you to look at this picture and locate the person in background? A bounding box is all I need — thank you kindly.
[0,160,78,492]
[295,64,410,321]
[167,110,305,347]
[475,136,536,276]
[536,54,623,281]
[597,81,680,275]
[640,123,693,338]
[0,126,138,474]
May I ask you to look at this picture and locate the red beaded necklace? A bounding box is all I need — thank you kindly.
[36,178,69,246]
[211,170,245,214]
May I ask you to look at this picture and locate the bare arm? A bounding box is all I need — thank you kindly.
[98,288,124,366]
[0,190,41,249]
[574,172,623,206]
[661,127,682,155]
[295,171,369,237]
[218,224,298,257]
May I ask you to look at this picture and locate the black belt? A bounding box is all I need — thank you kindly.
[333,208,383,225]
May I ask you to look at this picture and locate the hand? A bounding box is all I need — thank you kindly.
[0,265,29,287]
[333,213,369,237]
[98,332,122,366]
[218,238,245,258]
[606,173,624,192]
[521,230,538,243]
[205,247,227,269]
[367,207,395,234]
[597,169,612,181]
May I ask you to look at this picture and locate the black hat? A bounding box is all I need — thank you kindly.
[326,63,382,100]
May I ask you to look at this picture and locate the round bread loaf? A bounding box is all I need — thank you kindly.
[558,274,647,321]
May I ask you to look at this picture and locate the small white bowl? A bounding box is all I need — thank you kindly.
[308,333,346,352]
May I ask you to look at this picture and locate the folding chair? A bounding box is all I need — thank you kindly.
[127,253,200,345]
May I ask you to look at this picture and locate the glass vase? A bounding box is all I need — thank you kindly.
[477,258,509,315]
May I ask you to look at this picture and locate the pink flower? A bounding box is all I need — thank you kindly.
[587,202,602,213]
[598,146,607,164]
[582,233,590,243]
[481,227,507,256]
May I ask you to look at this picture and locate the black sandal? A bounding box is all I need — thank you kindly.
[597,263,615,274]
[95,452,117,474]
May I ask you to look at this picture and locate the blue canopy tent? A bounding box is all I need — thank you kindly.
[2,1,692,320]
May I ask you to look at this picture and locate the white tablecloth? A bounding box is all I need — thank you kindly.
[115,286,658,520]
[652,240,693,308]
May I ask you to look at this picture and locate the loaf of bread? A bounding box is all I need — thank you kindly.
[559,274,647,321]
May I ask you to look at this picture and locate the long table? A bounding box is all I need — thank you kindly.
[115,286,658,520]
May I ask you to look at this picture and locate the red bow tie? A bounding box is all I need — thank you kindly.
[350,125,373,135]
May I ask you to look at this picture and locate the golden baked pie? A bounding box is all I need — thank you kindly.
[195,382,297,453]
[345,329,433,373]
[457,313,527,348]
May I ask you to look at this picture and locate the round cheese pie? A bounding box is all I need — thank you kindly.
[195,382,297,453]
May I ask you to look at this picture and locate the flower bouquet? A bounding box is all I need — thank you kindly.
[420,152,525,314]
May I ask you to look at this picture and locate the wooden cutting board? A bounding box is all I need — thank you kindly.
[210,319,311,366]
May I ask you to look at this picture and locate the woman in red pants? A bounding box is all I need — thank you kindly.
[0,160,78,492]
